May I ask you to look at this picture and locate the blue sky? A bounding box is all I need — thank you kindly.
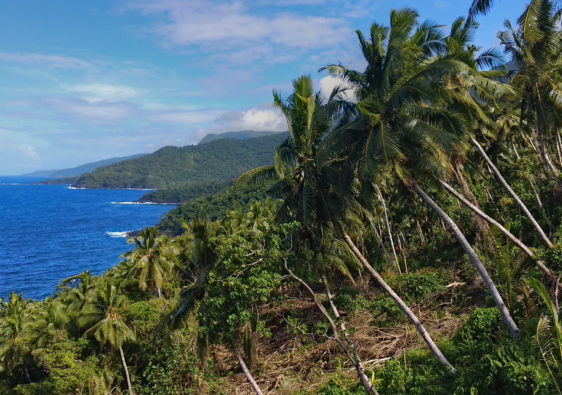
[0,0,529,174]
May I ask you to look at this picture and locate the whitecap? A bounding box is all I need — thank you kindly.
[105,231,130,238]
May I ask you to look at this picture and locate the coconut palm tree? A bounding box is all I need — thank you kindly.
[78,282,135,394]
[468,0,495,20]
[0,293,30,375]
[430,17,558,269]
[122,228,178,298]
[323,8,521,338]
[58,271,98,312]
[439,16,556,250]
[23,298,69,348]
[499,0,562,177]
[237,74,456,374]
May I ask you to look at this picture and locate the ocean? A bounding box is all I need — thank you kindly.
[0,177,175,300]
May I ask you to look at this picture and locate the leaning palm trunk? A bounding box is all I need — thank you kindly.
[452,166,492,242]
[556,132,562,166]
[233,346,263,395]
[119,346,134,395]
[322,276,378,394]
[338,227,456,373]
[413,183,521,338]
[471,136,554,248]
[375,185,401,273]
[440,180,553,278]
[285,263,378,394]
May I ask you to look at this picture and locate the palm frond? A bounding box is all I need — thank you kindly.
[235,166,278,188]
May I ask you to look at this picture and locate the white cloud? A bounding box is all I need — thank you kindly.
[18,144,39,160]
[149,109,223,124]
[131,1,349,50]
[0,53,92,69]
[213,105,286,132]
[65,84,140,102]
[44,98,133,123]
[319,75,357,103]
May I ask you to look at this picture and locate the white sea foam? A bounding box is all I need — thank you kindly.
[106,231,130,238]
[67,186,86,190]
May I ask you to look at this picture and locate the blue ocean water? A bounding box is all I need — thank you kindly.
[0,177,175,300]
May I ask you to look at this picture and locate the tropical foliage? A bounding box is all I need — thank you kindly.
[2,1,562,394]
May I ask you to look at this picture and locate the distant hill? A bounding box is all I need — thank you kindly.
[158,182,278,235]
[198,130,285,145]
[22,154,145,178]
[73,133,287,190]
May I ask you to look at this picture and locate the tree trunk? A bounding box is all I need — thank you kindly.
[157,287,162,298]
[556,132,562,166]
[452,166,492,243]
[234,346,263,395]
[440,180,553,278]
[471,136,554,248]
[413,183,521,338]
[338,228,456,373]
[375,185,401,273]
[119,346,134,395]
[323,276,378,394]
[284,262,379,394]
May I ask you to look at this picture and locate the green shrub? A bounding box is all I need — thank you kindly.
[390,272,447,303]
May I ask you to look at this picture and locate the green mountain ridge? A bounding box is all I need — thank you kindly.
[73,133,287,190]
[21,153,146,178]
[198,130,284,144]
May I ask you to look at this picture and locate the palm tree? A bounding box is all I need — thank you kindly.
[440,16,556,249]
[237,74,456,374]
[78,282,135,394]
[468,0,495,20]
[323,9,521,338]
[435,17,557,262]
[122,228,178,298]
[499,0,562,177]
[0,293,30,375]
[23,298,69,348]
[58,271,98,312]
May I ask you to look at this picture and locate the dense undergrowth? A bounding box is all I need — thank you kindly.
[2,0,562,393]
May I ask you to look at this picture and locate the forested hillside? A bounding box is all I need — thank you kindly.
[73,133,286,189]
[2,1,562,394]
[22,153,145,178]
[198,130,284,144]
[157,182,277,234]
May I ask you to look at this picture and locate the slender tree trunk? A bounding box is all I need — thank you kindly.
[338,228,456,373]
[524,133,539,153]
[556,132,562,166]
[372,220,392,264]
[512,141,521,160]
[440,180,553,278]
[234,346,263,395]
[375,185,401,273]
[471,136,554,248]
[397,232,409,274]
[413,183,521,338]
[453,166,492,242]
[416,219,426,245]
[157,287,162,298]
[284,262,378,394]
[535,95,560,176]
[322,276,378,394]
[528,179,543,209]
[119,346,134,395]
